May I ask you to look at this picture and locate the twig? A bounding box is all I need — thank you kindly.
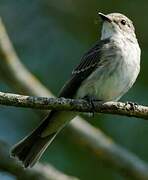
[0,91,147,120]
[69,118,148,180]
[0,141,78,180]
[0,17,148,179]
[0,18,51,96]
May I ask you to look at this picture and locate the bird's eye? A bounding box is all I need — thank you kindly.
[120,19,126,25]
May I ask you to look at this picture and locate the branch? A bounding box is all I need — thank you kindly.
[1,92,148,180]
[0,17,148,179]
[0,18,51,96]
[69,119,148,180]
[0,91,147,120]
[0,141,78,180]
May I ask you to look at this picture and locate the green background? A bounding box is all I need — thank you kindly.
[0,0,148,179]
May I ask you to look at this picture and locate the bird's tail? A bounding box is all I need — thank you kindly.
[10,111,64,168]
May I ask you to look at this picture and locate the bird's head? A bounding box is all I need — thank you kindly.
[99,12,136,41]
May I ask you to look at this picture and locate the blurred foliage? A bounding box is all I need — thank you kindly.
[0,0,148,179]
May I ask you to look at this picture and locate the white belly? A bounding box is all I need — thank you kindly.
[76,44,140,101]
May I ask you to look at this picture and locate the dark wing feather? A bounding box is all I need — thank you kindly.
[59,38,110,98]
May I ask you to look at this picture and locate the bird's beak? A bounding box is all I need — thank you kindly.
[98,12,112,23]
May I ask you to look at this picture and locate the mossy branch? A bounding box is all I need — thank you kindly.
[0,91,147,120]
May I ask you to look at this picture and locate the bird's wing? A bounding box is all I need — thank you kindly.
[59,38,111,98]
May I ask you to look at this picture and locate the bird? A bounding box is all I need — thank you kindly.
[10,12,141,168]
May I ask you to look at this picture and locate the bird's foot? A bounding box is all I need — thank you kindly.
[83,95,101,117]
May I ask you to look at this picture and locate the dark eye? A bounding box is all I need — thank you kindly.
[120,19,126,25]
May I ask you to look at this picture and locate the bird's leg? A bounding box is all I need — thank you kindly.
[83,95,100,117]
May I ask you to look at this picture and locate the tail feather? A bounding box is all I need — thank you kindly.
[10,112,58,168]
[11,130,57,168]
[10,110,74,167]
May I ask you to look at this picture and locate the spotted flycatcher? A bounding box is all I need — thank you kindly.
[11,12,141,167]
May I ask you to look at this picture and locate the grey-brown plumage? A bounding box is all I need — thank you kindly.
[11,38,109,168]
[10,12,140,168]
